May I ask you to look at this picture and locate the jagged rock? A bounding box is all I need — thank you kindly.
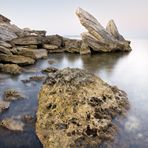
[0,118,24,131]
[0,46,12,55]
[3,89,26,101]
[76,8,132,52]
[0,100,10,113]
[11,35,42,45]
[106,20,125,41]
[0,64,23,74]
[11,47,47,59]
[0,54,35,65]
[63,38,82,53]
[0,40,12,48]
[0,14,10,23]
[36,68,129,148]
[0,24,18,41]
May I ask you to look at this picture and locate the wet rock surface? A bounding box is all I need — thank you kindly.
[3,89,26,101]
[0,100,10,113]
[0,118,24,131]
[36,68,129,148]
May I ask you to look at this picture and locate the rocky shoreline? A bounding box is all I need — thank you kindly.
[0,8,131,75]
[0,8,130,148]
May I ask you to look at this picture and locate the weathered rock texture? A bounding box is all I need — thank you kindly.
[36,68,129,148]
[76,8,132,52]
[0,64,23,74]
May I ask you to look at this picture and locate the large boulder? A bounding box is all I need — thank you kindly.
[36,68,129,148]
[11,47,47,59]
[0,54,35,65]
[76,8,132,52]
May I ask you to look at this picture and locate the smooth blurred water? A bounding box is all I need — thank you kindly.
[0,39,148,147]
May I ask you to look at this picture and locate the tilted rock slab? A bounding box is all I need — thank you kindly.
[36,68,129,148]
[76,8,132,52]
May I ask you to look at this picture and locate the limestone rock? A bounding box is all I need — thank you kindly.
[0,54,35,65]
[11,35,42,45]
[63,38,82,53]
[80,41,91,54]
[0,46,12,55]
[0,40,12,48]
[3,89,26,101]
[43,44,59,50]
[0,14,10,23]
[11,47,47,59]
[106,20,125,41]
[36,68,129,148]
[0,64,23,74]
[0,118,24,131]
[0,100,10,113]
[76,8,132,52]
[42,35,64,47]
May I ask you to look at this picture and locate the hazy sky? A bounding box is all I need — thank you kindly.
[0,0,148,38]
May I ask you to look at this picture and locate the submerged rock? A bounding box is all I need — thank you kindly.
[3,89,26,101]
[0,64,23,74]
[76,8,132,52]
[0,100,10,113]
[42,67,58,73]
[36,68,129,148]
[0,118,24,131]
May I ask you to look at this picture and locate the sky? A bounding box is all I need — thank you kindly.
[0,0,148,38]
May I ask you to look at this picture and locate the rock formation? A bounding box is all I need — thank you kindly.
[0,11,132,75]
[76,8,132,52]
[36,68,129,148]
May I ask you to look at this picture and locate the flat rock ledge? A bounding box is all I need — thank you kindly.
[36,68,129,148]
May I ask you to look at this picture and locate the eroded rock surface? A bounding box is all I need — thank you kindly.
[3,89,26,101]
[0,54,35,65]
[76,8,132,52]
[36,68,129,148]
[0,118,24,131]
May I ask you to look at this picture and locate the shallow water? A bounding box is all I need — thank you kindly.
[0,39,148,147]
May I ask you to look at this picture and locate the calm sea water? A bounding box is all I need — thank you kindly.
[0,39,148,148]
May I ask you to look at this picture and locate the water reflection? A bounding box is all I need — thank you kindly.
[0,39,148,147]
